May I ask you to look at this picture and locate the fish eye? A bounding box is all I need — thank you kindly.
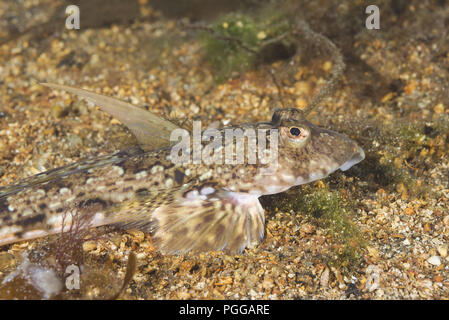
[286,126,308,140]
[290,127,301,136]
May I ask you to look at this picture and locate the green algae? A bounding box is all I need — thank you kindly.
[262,185,365,274]
[294,188,365,273]
[198,9,294,82]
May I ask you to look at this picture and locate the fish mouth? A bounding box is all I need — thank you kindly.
[339,145,365,171]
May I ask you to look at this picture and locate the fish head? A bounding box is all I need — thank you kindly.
[272,108,365,186]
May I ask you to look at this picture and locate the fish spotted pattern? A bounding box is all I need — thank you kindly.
[0,84,364,254]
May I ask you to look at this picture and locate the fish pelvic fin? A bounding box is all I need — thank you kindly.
[112,184,265,254]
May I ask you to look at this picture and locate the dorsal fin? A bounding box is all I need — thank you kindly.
[41,83,180,151]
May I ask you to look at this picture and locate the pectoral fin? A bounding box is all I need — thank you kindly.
[112,185,266,254]
[42,83,180,151]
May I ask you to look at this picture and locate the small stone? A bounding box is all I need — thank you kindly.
[427,256,441,266]
[177,291,191,299]
[322,61,332,72]
[419,148,428,157]
[83,241,97,252]
[300,223,315,235]
[244,274,258,287]
[51,104,68,118]
[404,81,418,95]
[0,252,16,270]
[320,268,330,288]
[294,81,311,95]
[90,54,99,65]
[189,104,200,113]
[393,157,402,168]
[443,215,449,226]
[136,252,147,260]
[257,31,267,40]
[295,98,307,109]
[381,92,394,103]
[127,230,145,242]
[376,288,384,297]
[437,246,447,257]
[262,277,274,290]
[433,103,445,114]
[0,140,7,153]
[67,134,83,149]
[367,246,379,259]
[417,279,432,290]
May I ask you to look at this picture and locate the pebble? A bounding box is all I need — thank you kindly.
[322,61,333,72]
[0,252,16,270]
[417,279,433,290]
[136,252,147,260]
[427,256,441,266]
[433,103,445,114]
[83,241,97,252]
[262,278,274,290]
[177,291,191,299]
[300,223,315,235]
[189,104,200,113]
[66,134,83,149]
[320,268,330,288]
[295,98,307,109]
[443,215,449,226]
[376,288,384,297]
[51,104,68,118]
[127,230,145,242]
[367,246,379,258]
[257,31,267,40]
[437,246,447,258]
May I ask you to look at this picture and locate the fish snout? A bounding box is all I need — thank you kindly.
[339,144,365,171]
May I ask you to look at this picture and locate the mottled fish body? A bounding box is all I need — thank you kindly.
[0,84,364,254]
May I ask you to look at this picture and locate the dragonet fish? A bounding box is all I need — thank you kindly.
[0,83,364,254]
